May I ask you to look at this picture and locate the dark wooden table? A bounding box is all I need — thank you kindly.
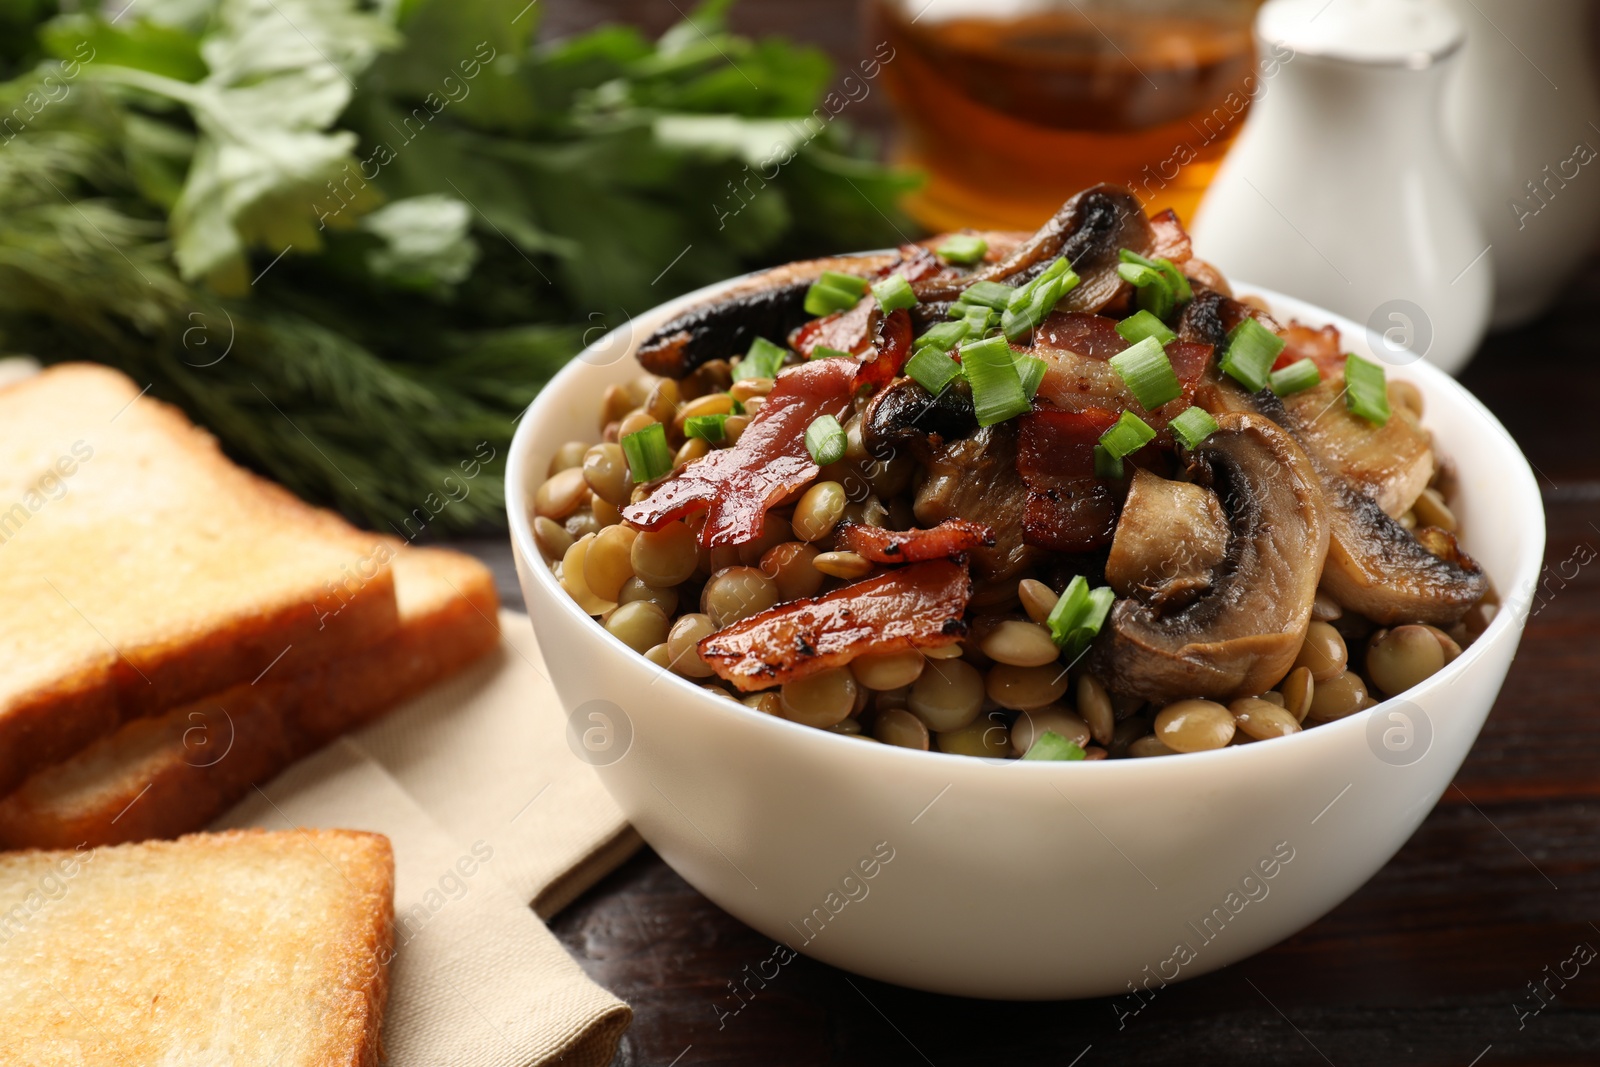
[461,5,1600,1064]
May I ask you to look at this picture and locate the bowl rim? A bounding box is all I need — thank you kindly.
[506,262,1546,772]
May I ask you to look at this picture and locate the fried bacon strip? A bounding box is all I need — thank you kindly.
[698,560,971,691]
[856,308,912,391]
[1016,408,1120,552]
[793,298,875,359]
[837,519,995,564]
[1274,321,1343,379]
[793,304,911,391]
[621,359,857,547]
[1148,208,1192,264]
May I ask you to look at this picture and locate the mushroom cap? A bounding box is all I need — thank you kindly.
[1091,411,1330,703]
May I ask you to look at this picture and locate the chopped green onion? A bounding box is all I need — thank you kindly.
[1270,358,1321,397]
[1098,410,1157,458]
[819,270,869,295]
[1109,336,1181,410]
[684,414,730,444]
[1093,444,1124,480]
[936,234,988,265]
[1001,279,1062,341]
[1046,575,1116,660]
[735,337,786,381]
[803,271,868,317]
[803,281,860,317]
[1005,257,1076,311]
[905,346,963,395]
[1022,730,1087,762]
[1115,309,1176,347]
[1219,317,1286,393]
[805,414,847,466]
[810,345,854,360]
[963,304,995,334]
[913,320,968,353]
[1002,257,1080,342]
[1116,261,1173,319]
[1016,356,1047,400]
[621,422,672,483]
[1344,353,1391,426]
[872,273,918,314]
[961,335,1030,427]
[1169,406,1219,450]
[1119,248,1191,303]
[730,396,745,415]
[961,280,1016,310]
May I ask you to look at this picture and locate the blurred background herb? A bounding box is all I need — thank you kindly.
[0,0,917,534]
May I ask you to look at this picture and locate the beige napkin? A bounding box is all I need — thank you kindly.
[217,610,640,1067]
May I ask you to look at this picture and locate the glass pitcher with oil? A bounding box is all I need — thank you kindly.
[866,0,1267,230]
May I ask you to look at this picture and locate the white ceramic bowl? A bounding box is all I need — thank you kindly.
[506,273,1544,1000]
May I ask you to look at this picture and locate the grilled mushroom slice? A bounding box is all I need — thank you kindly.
[1091,411,1329,704]
[974,183,1154,313]
[861,376,978,460]
[636,252,901,378]
[1104,468,1230,610]
[1315,476,1488,625]
[1196,375,1485,626]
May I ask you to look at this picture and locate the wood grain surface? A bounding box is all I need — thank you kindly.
[463,5,1600,1063]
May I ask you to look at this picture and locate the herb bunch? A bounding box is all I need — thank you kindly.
[0,0,916,534]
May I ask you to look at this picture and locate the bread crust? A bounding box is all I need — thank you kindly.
[0,828,396,1066]
[0,364,404,794]
[0,546,500,850]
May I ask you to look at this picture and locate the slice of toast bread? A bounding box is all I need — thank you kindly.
[0,829,394,1066]
[0,545,499,851]
[0,364,402,796]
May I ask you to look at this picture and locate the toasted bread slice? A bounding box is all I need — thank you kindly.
[0,364,401,795]
[0,546,499,851]
[0,829,393,1066]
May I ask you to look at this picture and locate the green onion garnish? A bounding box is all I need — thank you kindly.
[1002,257,1079,342]
[803,282,860,317]
[805,414,847,466]
[961,280,1016,310]
[1119,249,1192,304]
[963,304,995,334]
[914,320,968,353]
[936,234,988,265]
[621,422,672,483]
[1098,410,1156,458]
[810,345,854,360]
[1109,336,1181,411]
[1169,406,1219,450]
[1219,317,1286,393]
[905,346,963,395]
[735,337,786,381]
[1046,575,1116,660]
[1115,309,1176,347]
[872,273,917,314]
[1344,353,1391,426]
[961,335,1030,427]
[819,270,868,295]
[1093,443,1124,480]
[803,271,869,317]
[1022,729,1087,762]
[1116,261,1173,319]
[684,414,729,444]
[1016,356,1047,400]
[1269,358,1321,397]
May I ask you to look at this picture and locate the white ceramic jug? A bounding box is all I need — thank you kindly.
[1443,0,1600,328]
[1191,0,1492,375]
